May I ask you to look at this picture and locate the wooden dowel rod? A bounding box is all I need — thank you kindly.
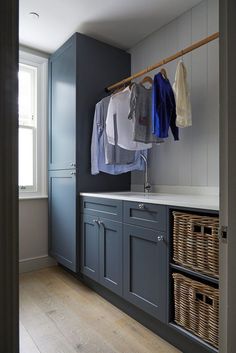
[106,31,219,92]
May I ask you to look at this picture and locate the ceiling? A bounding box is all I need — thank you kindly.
[20,0,202,54]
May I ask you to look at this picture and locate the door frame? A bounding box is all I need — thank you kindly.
[0,0,19,352]
[219,0,236,352]
[0,0,235,352]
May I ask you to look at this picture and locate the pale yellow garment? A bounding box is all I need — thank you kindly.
[173,61,192,128]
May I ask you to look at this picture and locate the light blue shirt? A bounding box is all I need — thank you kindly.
[91,96,146,175]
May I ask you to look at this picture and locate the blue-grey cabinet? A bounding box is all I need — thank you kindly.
[99,218,123,295]
[80,197,217,353]
[81,214,99,281]
[81,213,123,295]
[48,33,131,272]
[123,224,167,323]
[80,196,168,322]
[48,170,77,272]
[49,37,76,171]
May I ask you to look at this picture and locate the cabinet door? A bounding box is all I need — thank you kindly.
[81,214,99,281]
[49,170,77,272]
[99,218,123,295]
[49,37,76,170]
[124,224,167,323]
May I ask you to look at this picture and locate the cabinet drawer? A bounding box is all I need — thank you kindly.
[124,201,166,231]
[80,196,122,222]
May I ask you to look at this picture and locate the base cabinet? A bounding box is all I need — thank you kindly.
[80,197,218,353]
[81,197,168,322]
[81,215,123,295]
[123,224,167,323]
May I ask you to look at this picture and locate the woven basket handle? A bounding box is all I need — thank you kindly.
[194,290,216,308]
[192,223,213,236]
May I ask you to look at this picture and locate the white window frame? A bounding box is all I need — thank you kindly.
[19,50,48,199]
[19,63,37,193]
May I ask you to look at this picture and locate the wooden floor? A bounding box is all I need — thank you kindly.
[20,266,181,353]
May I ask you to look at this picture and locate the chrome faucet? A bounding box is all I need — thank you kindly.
[140,154,151,193]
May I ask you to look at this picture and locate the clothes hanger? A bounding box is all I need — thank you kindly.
[112,84,127,95]
[160,68,168,80]
[129,81,135,89]
[112,81,135,95]
[140,76,153,85]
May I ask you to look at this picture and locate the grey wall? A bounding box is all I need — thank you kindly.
[19,199,49,265]
[130,0,219,190]
[18,47,51,271]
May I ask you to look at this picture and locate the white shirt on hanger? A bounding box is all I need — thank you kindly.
[106,86,152,151]
[173,60,192,128]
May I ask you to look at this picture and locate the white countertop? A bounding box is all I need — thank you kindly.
[80,191,219,211]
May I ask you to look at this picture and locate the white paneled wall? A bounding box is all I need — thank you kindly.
[130,0,219,190]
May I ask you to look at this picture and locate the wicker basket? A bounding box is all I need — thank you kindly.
[173,211,219,278]
[173,273,219,348]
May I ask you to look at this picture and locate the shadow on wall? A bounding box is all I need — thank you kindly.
[77,18,156,50]
[74,8,183,51]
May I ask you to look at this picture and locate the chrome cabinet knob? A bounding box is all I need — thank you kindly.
[138,203,145,209]
[70,171,76,175]
[70,163,76,167]
[157,235,164,242]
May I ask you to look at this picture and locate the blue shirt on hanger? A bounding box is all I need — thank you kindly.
[91,96,146,175]
[152,72,179,140]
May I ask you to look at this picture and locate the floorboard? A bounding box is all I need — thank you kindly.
[20,266,181,353]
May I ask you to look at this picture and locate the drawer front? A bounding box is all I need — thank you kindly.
[80,196,122,222]
[124,201,167,231]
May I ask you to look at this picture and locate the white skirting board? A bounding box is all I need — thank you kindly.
[19,255,57,273]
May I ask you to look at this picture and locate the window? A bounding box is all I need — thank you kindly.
[19,64,37,191]
[19,51,48,198]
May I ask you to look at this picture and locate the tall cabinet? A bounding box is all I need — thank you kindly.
[48,33,131,272]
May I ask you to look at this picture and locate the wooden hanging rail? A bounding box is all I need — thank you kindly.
[106,31,219,92]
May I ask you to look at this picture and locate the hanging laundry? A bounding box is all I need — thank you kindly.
[173,61,192,128]
[106,86,152,150]
[91,96,146,175]
[104,107,135,165]
[128,83,164,144]
[152,72,179,141]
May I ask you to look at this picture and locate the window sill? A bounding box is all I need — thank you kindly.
[19,195,48,200]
